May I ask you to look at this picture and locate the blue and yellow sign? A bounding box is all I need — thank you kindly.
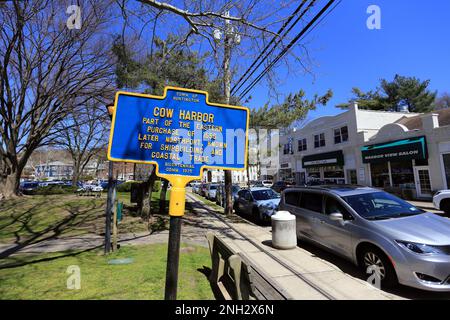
[107,87,249,216]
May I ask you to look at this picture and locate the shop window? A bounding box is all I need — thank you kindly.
[298,138,307,152]
[334,126,349,144]
[306,167,320,180]
[443,153,450,188]
[391,160,414,188]
[323,165,344,178]
[283,143,291,155]
[314,133,325,148]
[370,162,390,188]
[324,165,345,184]
[299,192,323,213]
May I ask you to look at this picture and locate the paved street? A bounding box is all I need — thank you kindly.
[1,189,448,300]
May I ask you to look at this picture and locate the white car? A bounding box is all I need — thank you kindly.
[433,190,450,215]
[261,180,273,187]
[207,184,219,200]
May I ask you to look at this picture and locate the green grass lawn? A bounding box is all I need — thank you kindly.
[0,191,170,244]
[0,243,213,300]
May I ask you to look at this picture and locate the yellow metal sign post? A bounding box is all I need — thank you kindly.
[107,86,249,299]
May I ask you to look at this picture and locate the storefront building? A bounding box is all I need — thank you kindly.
[278,102,419,186]
[362,109,450,199]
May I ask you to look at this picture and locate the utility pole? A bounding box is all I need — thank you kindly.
[218,11,241,215]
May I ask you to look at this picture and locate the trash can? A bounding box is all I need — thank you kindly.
[271,211,296,249]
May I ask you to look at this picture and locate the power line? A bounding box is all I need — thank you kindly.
[237,0,338,99]
[231,0,310,95]
[301,0,342,41]
[237,0,338,100]
[231,0,316,96]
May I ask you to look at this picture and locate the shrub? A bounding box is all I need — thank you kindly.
[116,181,141,192]
[153,180,161,192]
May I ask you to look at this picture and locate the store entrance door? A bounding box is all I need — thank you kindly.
[413,166,432,198]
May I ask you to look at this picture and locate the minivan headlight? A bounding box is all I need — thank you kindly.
[395,240,447,255]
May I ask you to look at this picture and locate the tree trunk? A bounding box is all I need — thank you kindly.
[159,179,169,214]
[141,170,157,219]
[224,171,233,215]
[0,148,32,199]
[72,163,81,187]
[0,171,20,200]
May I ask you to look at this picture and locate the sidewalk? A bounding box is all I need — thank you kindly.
[0,223,208,257]
[186,193,403,300]
[408,200,442,214]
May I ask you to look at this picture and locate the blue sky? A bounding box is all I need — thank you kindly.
[246,0,450,121]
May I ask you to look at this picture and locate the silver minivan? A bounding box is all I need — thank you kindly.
[279,185,450,291]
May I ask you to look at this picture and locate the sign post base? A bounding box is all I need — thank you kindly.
[164,215,182,300]
[164,179,187,300]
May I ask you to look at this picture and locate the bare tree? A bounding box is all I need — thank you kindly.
[435,92,450,110]
[130,0,331,215]
[54,100,110,186]
[0,0,115,199]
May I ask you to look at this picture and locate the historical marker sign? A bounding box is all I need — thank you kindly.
[107,86,249,301]
[108,87,249,179]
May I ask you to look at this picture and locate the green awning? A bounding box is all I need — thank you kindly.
[302,151,344,168]
[361,136,427,163]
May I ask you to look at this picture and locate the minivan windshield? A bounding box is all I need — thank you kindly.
[342,191,425,220]
[252,189,280,200]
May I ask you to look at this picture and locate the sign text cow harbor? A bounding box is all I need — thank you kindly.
[107,86,249,300]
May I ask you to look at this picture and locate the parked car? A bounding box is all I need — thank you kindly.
[261,180,273,187]
[433,190,450,215]
[79,184,103,192]
[206,183,219,201]
[271,181,288,193]
[249,180,264,187]
[216,184,240,207]
[98,179,125,189]
[233,187,280,223]
[191,181,201,194]
[279,185,450,292]
[19,181,39,194]
[200,183,209,197]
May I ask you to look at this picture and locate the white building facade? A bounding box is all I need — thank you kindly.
[202,167,258,185]
[35,161,73,180]
[278,103,450,199]
[362,109,450,199]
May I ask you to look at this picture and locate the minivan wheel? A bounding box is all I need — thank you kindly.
[441,199,450,216]
[358,246,397,288]
[253,208,267,224]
